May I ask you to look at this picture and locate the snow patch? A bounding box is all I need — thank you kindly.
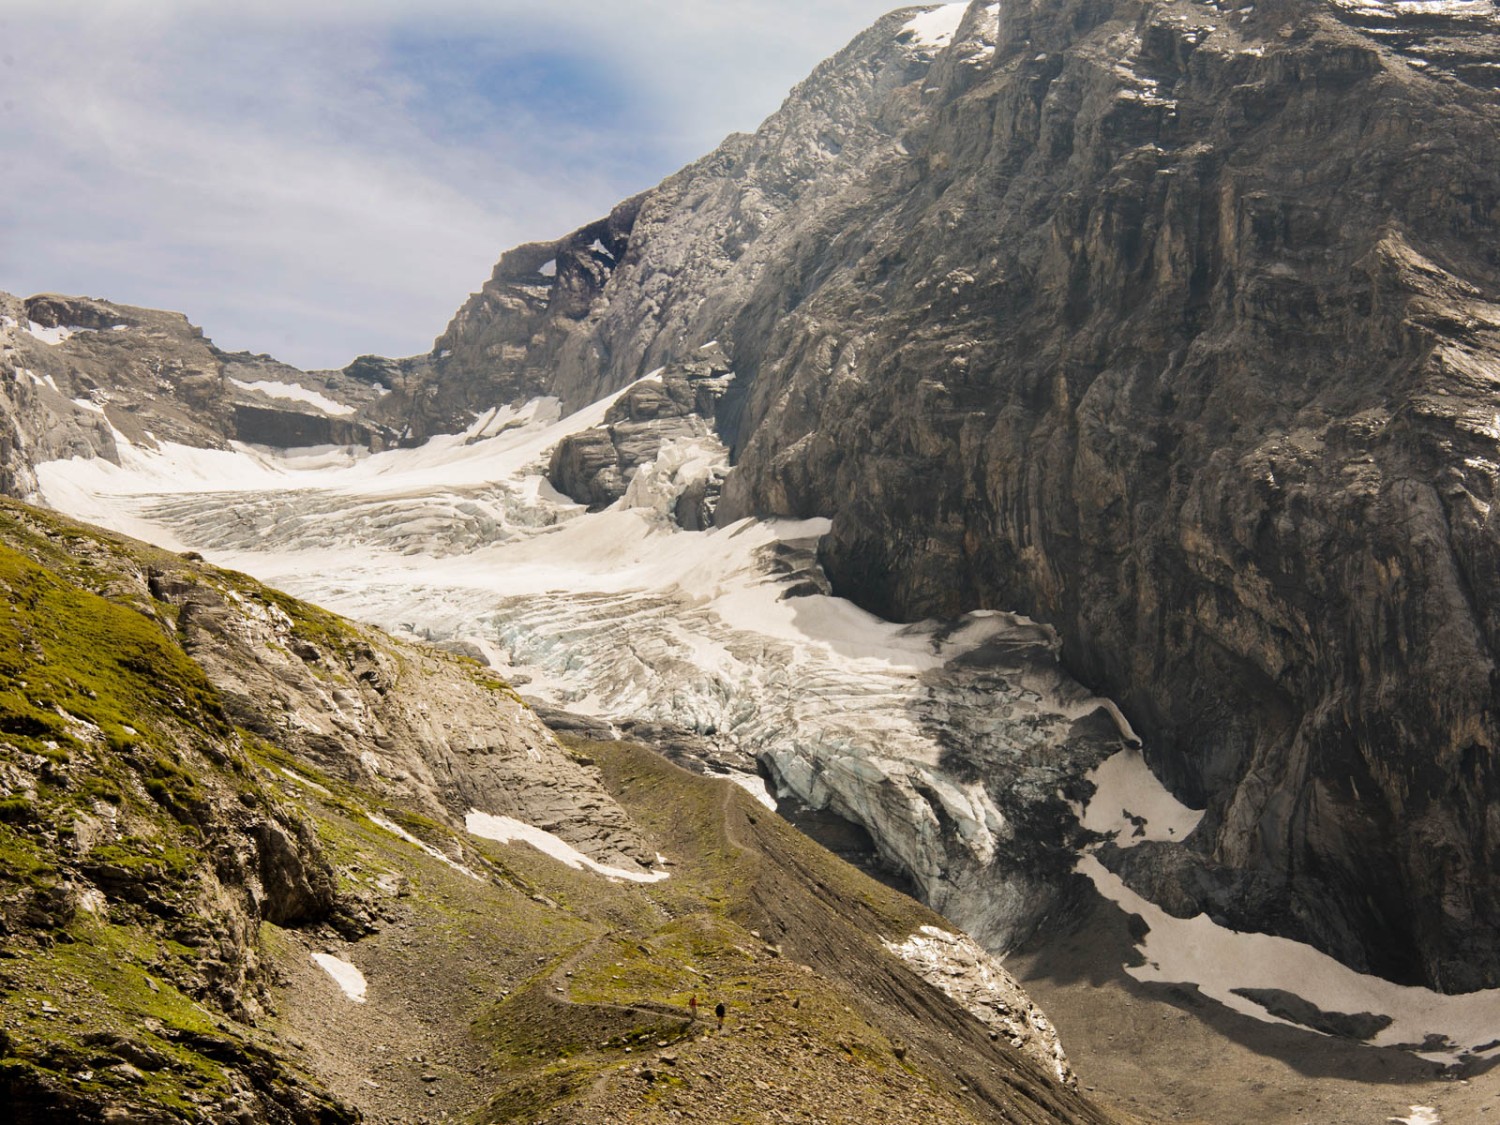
[34,385,631,513]
[230,378,356,416]
[1390,1109,1441,1125]
[367,814,483,881]
[1078,854,1500,1062]
[712,769,778,811]
[465,810,670,882]
[77,887,109,916]
[310,953,367,1003]
[26,321,90,346]
[1076,747,1202,844]
[1330,0,1494,17]
[903,3,969,49]
[279,767,333,797]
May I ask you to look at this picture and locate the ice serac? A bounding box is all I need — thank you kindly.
[548,353,736,526]
[407,0,1500,992]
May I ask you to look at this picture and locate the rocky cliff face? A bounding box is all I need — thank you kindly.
[367,6,953,440]
[401,1,1500,992]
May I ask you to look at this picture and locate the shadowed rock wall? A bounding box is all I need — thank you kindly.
[412,0,1500,991]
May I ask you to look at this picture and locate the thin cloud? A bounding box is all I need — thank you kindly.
[0,1,917,368]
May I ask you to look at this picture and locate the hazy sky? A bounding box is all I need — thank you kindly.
[0,1,912,369]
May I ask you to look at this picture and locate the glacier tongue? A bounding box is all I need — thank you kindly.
[35,388,1134,953]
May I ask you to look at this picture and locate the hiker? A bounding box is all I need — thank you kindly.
[715,1001,726,1030]
[689,994,699,1020]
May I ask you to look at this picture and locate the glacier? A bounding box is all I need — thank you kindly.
[34,383,1500,1059]
[37,378,1130,951]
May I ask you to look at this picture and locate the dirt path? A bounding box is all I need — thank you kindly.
[545,930,698,1027]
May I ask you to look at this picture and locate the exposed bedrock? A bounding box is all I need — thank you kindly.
[230,403,389,449]
[364,198,646,440]
[721,3,1500,991]
[548,359,735,524]
[0,291,397,474]
[414,0,1500,991]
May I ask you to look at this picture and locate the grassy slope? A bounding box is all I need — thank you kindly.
[0,502,354,1121]
[0,499,1113,1125]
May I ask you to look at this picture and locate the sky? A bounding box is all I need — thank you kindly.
[0,0,915,370]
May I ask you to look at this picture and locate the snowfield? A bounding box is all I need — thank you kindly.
[1074,746,1203,844]
[367,814,483,882]
[1079,854,1500,1064]
[1072,753,1500,1063]
[465,810,671,882]
[902,3,969,49]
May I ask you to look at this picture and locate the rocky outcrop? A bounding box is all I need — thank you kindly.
[230,403,384,449]
[548,354,735,524]
[152,548,661,874]
[399,1,1500,992]
[361,197,645,439]
[0,502,356,1122]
